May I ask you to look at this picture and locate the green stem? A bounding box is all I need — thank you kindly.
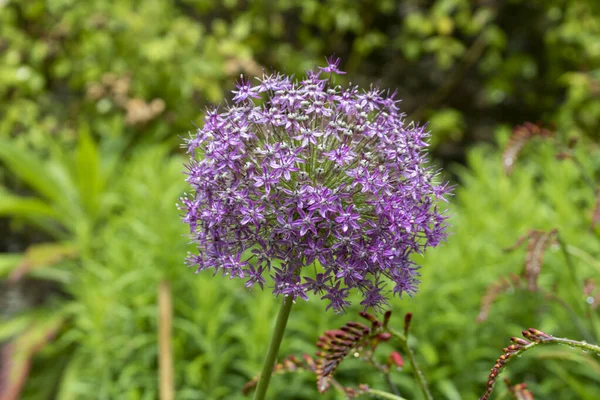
[553,337,600,353]
[365,388,409,400]
[367,355,401,396]
[556,235,593,323]
[384,372,401,397]
[253,296,294,400]
[558,235,581,292]
[569,154,596,192]
[388,329,433,400]
[544,291,595,344]
[556,237,599,341]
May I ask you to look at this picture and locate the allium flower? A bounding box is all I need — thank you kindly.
[180,57,451,312]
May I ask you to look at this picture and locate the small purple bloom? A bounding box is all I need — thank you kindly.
[304,272,331,295]
[334,205,361,233]
[293,127,323,147]
[304,238,333,266]
[323,146,356,166]
[253,168,279,194]
[223,253,247,279]
[291,209,320,236]
[256,72,288,93]
[232,76,260,103]
[319,56,347,75]
[240,203,266,226]
[322,281,351,313]
[359,283,389,313]
[245,264,266,290]
[180,57,451,312]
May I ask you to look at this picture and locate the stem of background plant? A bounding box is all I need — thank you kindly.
[384,371,401,396]
[158,279,174,400]
[558,235,580,289]
[388,329,433,400]
[557,235,589,315]
[365,388,409,400]
[253,295,294,400]
[568,154,596,192]
[545,292,595,344]
[557,238,600,341]
[482,334,600,399]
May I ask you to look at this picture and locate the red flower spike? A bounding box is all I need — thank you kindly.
[523,328,552,341]
[346,321,369,330]
[359,311,378,322]
[341,325,369,337]
[383,310,392,328]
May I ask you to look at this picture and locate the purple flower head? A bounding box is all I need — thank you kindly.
[180,58,451,313]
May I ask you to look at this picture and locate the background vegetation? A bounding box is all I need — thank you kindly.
[1,0,599,399]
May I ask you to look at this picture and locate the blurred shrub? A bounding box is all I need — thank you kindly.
[1,0,599,153]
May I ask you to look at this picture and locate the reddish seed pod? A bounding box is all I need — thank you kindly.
[510,337,530,346]
[388,351,404,368]
[346,321,369,329]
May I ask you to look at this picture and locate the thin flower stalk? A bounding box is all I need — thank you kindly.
[364,388,408,400]
[253,296,294,400]
[388,327,433,400]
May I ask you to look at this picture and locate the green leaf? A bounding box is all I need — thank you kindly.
[55,350,86,400]
[0,253,22,278]
[0,139,62,204]
[0,313,35,342]
[0,192,58,219]
[0,192,64,237]
[547,362,600,400]
[75,126,101,218]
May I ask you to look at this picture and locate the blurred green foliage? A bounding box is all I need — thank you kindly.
[1,0,600,399]
[2,128,599,400]
[1,0,599,150]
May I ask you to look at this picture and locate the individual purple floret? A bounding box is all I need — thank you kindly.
[319,56,347,75]
[179,57,451,313]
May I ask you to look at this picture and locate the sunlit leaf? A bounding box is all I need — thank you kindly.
[0,192,57,219]
[0,139,62,204]
[592,187,600,229]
